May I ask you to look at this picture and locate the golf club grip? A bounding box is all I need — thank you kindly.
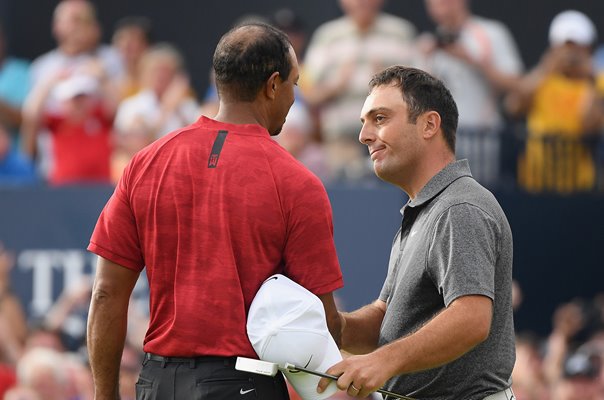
[287,366,416,400]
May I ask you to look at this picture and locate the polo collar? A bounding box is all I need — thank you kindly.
[402,159,473,213]
[196,115,270,137]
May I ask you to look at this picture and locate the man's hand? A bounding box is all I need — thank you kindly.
[317,351,396,398]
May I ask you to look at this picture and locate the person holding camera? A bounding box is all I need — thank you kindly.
[505,10,603,193]
[415,0,523,188]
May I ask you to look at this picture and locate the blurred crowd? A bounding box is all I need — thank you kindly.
[511,284,604,400]
[0,0,604,399]
[2,237,604,399]
[0,0,603,192]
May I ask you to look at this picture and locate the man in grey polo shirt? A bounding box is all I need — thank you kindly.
[317,66,514,400]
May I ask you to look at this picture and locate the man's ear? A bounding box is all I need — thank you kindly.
[265,71,281,100]
[422,111,441,140]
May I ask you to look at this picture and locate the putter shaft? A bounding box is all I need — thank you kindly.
[285,364,416,400]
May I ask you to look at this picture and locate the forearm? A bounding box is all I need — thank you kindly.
[0,100,23,129]
[581,88,604,133]
[480,64,521,93]
[317,292,343,347]
[341,300,385,355]
[543,331,568,385]
[0,328,23,365]
[21,80,55,157]
[505,68,547,117]
[44,294,76,331]
[88,287,129,400]
[381,295,492,375]
[88,257,140,399]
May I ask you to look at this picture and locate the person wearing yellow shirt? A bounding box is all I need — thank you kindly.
[506,10,603,193]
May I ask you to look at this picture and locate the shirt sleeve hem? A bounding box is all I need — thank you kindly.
[88,242,144,272]
[307,276,344,296]
[444,288,494,307]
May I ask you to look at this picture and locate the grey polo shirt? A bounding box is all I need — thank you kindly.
[378,160,514,400]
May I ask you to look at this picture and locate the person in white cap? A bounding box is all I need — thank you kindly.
[21,71,116,185]
[506,9,603,193]
[317,66,515,400]
[87,22,343,400]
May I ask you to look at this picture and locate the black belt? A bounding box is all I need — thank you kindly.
[144,353,235,368]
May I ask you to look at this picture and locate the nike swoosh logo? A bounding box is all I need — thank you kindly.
[240,388,255,395]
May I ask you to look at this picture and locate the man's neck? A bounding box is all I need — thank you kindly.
[401,152,455,199]
[213,102,267,129]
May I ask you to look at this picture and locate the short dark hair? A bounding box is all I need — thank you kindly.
[213,22,293,102]
[369,66,458,152]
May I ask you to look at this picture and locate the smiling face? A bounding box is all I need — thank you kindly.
[359,84,424,187]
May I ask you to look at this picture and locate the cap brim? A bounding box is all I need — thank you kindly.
[282,333,342,400]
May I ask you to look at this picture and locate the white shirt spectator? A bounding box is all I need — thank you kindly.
[114,89,199,139]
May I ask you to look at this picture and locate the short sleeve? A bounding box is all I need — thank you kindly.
[427,203,499,306]
[88,162,145,271]
[281,174,343,296]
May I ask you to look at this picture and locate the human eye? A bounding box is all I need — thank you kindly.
[375,114,386,124]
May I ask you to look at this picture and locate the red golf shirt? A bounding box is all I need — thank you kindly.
[89,116,343,357]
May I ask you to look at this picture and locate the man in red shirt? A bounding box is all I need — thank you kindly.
[86,22,344,400]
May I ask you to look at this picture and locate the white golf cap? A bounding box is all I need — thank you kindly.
[247,274,342,400]
[54,74,99,101]
[549,10,596,47]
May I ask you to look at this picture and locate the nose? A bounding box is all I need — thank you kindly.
[359,122,374,145]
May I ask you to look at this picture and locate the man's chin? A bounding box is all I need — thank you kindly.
[373,164,392,184]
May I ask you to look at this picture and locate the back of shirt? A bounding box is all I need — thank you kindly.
[89,116,343,357]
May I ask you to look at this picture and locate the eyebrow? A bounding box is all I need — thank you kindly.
[360,106,390,122]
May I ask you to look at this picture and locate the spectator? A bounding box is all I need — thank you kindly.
[416,0,523,188]
[27,0,123,92]
[552,350,602,400]
[60,352,93,400]
[21,0,123,178]
[14,347,69,400]
[268,9,331,180]
[0,126,36,185]
[303,0,416,181]
[42,277,92,352]
[506,10,603,193]
[0,364,17,399]
[512,333,549,400]
[3,386,40,400]
[22,71,117,185]
[541,298,604,398]
[0,23,35,185]
[0,244,27,366]
[118,343,142,400]
[270,8,308,60]
[112,43,198,182]
[111,16,154,100]
[274,99,331,182]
